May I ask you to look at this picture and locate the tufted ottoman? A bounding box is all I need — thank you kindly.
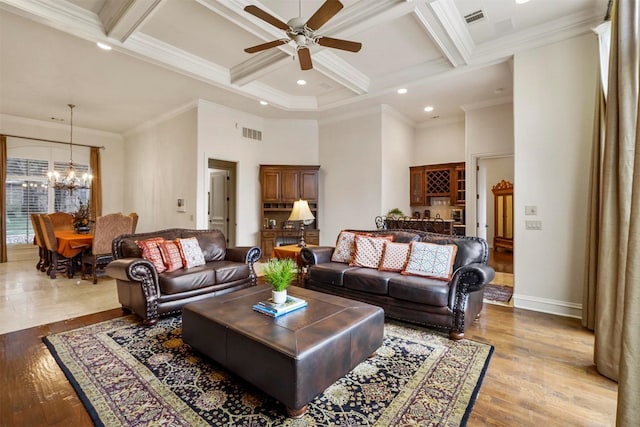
[182,284,384,418]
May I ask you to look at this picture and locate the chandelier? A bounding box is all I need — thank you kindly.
[47,104,93,192]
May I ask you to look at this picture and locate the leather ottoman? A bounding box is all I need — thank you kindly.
[182,284,384,418]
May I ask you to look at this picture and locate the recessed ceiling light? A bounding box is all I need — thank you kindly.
[296,79,307,86]
[424,106,434,112]
[259,100,268,106]
[515,0,530,4]
[96,42,112,51]
[397,88,408,95]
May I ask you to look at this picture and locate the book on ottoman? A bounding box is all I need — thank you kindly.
[253,295,308,317]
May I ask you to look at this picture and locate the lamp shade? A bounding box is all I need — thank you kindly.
[288,200,315,223]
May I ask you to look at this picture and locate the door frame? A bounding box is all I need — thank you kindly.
[207,159,237,247]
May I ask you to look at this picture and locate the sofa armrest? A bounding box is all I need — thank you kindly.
[448,263,495,339]
[300,246,335,266]
[225,246,262,264]
[452,263,495,294]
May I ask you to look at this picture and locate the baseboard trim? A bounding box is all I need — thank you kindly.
[513,294,582,318]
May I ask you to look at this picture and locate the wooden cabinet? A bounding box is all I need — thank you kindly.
[492,180,513,252]
[261,165,319,203]
[410,162,465,206]
[454,164,466,206]
[409,166,425,205]
[259,165,320,259]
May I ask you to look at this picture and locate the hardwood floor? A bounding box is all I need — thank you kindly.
[0,302,617,426]
[488,247,513,274]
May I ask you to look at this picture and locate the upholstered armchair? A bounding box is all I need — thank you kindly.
[82,213,133,284]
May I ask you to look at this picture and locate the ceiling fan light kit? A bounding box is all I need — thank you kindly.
[243,0,362,71]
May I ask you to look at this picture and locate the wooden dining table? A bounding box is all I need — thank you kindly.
[55,230,93,258]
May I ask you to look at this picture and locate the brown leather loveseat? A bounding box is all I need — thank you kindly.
[300,229,495,340]
[106,228,261,325]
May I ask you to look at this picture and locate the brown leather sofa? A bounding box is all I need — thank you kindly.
[105,228,261,325]
[300,229,495,340]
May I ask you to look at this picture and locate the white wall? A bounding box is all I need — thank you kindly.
[465,102,514,237]
[381,106,414,217]
[196,100,319,246]
[414,120,465,165]
[1,113,125,214]
[124,106,198,232]
[319,107,382,244]
[513,34,597,317]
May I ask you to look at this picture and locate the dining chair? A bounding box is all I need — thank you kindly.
[30,213,48,272]
[82,213,133,284]
[38,214,74,279]
[48,212,74,231]
[128,212,139,233]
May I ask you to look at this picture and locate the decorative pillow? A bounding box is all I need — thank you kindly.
[331,231,359,263]
[378,242,410,272]
[176,237,206,269]
[349,235,389,268]
[135,238,166,273]
[401,241,458,281]
[158,240,184,273]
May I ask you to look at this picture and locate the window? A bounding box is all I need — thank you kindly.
[5,157,90,245]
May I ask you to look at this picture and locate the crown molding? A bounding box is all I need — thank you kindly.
[381,104,416,127]
[1,113,122,139]
[313,50,370,95]
[461,96,513,112]
[123,100,199,137]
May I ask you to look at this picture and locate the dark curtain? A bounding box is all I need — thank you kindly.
[90,147,102,218]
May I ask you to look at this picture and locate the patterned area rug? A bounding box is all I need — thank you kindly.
[44,315,493,426]
[484,284,514,303]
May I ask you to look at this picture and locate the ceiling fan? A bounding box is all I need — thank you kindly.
[243,0,362,71]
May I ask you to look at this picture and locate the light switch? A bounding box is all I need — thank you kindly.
[525,220,542,230]
[525,205,537,216]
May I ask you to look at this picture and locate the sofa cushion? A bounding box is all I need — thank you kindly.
[182,230,226,262]
[350,235,390,268]
[176,237,206,269]
[344,268,396,295]
[388,275,451,306]
[378,242,410,272]
[308,262,360,287]
[136,237,166,273]
[158,240,184,273]
[158,265,216,295]
[209,260,250,283]
[402,241,457,281]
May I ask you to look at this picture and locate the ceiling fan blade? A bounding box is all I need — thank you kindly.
[317,36,362,52]
[244,39,288,54]
[244,5,289,30]
[298,48,313,70]
[305,0,343,31]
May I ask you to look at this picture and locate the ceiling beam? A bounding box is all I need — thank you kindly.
[99,0,163,43]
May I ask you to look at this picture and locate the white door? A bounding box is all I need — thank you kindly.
[476,159,488,240]
[209,170,228,239]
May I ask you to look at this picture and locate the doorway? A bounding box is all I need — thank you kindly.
[475,155,514,306]
[207,159,237,246]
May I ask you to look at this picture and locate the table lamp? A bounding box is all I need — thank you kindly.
[288,199,315,247]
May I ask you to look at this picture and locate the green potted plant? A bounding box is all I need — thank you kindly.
[263,258,297,303]
[387,208,404,218]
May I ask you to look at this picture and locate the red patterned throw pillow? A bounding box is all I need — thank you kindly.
[176,237,206,269]
[135,237,167,273]
[158,240,184,272]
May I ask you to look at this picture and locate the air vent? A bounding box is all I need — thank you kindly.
[464,10,485,24]
[242,127,262,141]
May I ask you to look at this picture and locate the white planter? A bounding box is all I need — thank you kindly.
[272,289,287,304]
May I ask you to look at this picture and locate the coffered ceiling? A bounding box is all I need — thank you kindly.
[0,0,608,133]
